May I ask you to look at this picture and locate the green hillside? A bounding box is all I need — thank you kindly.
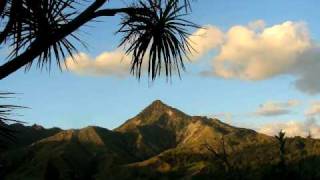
[1,100,320,180]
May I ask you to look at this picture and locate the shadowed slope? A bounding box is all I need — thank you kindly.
[2,126,138,180]
[0,123,61,149]
[115,100,193,158]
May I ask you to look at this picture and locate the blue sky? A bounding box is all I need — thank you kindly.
[2,0,320,137]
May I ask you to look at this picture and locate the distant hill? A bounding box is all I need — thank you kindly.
[0,123,61,149]
[1,100,320,180]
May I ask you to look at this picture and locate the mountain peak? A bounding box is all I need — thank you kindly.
[149,99,168,107]
[116,100,190,132]
[31,124,45,130]
[140,100,179,117]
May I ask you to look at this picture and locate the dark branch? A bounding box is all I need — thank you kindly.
[93,8,146,18]
[0,2,142,80]
[0,0,196,80]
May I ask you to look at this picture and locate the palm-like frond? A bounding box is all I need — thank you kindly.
[118,0,198,80]
[1,0,81,70]
[1,0,196,79]
[0,92,23,149]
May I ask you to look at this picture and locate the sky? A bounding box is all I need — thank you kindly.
[2,0,320,138]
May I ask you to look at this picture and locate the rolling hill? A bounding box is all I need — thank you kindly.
[1,100,320,180]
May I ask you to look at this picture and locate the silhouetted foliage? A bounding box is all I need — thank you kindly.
[0,92,23,149]
[0,0,197,80]
[307,131,312,139]
[118,0,198,80]
[275,130,287,171]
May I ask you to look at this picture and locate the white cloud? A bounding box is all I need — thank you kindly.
[212,21,310,80]
[258,118,320,138]
[305,101,320,117]
[187,25,224,60]
[248,20,266,31]
[63,21,320,94]
[64,25,224,77]
[65,51,132,77]
[197,20,320,95]
[287,99,301,106]
[255,100,300,117]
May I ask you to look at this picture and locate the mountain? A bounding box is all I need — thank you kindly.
[0,123,61,149]
[1,100,320,180]
[115,100,191,159]
[116,100,271,158]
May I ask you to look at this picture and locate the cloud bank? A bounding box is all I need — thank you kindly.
[305,101,320,117]
[255,100,300,117]
[258,118,320,138]
[65,51,132,77]
[64,20,320,95]
[64,25,224,77]
[187,25,224,61]
[192,20,320,95]
[213,21,310,80]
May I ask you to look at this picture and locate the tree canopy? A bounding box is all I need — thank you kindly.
[0,0,197,80]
